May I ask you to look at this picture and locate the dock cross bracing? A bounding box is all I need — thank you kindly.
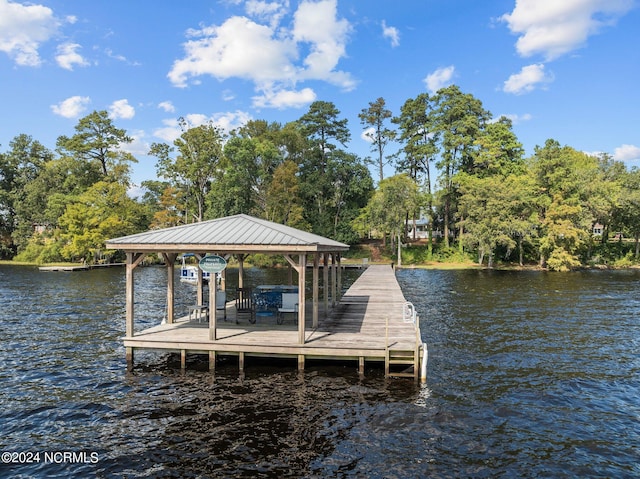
[105,215,424,379]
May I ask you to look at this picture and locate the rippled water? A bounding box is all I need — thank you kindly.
[1,265,639,478]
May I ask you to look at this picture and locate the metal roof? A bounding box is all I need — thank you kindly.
[105,214,349,254]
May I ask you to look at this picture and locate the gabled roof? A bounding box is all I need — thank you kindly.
[105,214,349,254]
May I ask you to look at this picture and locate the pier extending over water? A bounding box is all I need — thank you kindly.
[124,265,425,379]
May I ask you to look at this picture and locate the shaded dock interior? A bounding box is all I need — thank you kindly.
[125,265,424,378]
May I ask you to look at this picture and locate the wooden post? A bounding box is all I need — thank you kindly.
[238,254,245,289]
[298,354,305,371]
[126,347,134,371]
[337,254,342,302]
[312,253,319,328]
[323,253,329,318]
[239,352,245,372]
[209,351,216,372]
[359,356,365,375]
[196,254,204,306]
[181,349,186,369]
[209,274,217,341]
[298,253,306,344]
[125,252,146,337]
[331,254,337,309]
[125,253,135,338]
[162,253,177,324]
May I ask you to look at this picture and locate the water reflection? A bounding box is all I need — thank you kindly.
[1,265,639,478]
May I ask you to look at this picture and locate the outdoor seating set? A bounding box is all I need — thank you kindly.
[236,285,299,325]
[189,286,298,325]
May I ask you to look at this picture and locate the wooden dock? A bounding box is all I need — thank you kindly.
[124,265,425,379]
[39,263,125,271]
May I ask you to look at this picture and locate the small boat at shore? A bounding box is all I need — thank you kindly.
[180,254,210,284]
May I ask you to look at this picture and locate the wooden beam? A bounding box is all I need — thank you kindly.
[209,351,216,372]
[298,354,305,371]
[331,254,337,309]
[209,275,217,341]
[125,252,146,338]
[237,254,245,288]
[337,254,342,302]
[323,253,329,318]
[126,347,134,371]
[313,253,319,328]
[298,253,306,344]
[162,253,178,324]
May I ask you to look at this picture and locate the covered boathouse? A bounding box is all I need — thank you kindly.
[105,214,425,380]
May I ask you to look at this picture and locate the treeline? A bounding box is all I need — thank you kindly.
[0,85,639,271]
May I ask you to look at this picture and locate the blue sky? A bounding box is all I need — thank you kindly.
[1,0,639,188]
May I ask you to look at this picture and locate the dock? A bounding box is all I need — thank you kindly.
[124,265,425,379]
[39,263,125,271]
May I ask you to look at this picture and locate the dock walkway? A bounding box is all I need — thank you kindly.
[124,265,424,378]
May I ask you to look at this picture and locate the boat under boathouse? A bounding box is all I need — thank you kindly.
[105,214,426,380]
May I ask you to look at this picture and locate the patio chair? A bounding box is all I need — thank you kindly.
[277,292,299,324]
[216,290,227,320]
[235,287,253,324]
[253,291,279,324]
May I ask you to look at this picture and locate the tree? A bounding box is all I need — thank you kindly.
[209,134,281,218]
[613,167,640,258]
[56,110,134,182]
[393,93,439,252]
[355,174,421,264]
[298,100,350,174]
[297,101,355,237]
[530,139,599,270]
[432,86,490,248]
[472,117,525,178]
[265,160,308,229]
[58,181,145,262]
[359,97,396,183]
[0,135,52,256]
[457,173,536,267]
[150,118,225,222]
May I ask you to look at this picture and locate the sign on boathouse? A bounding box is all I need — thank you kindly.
[199,254,227,273]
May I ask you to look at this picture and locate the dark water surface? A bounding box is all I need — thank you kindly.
[0,265,639,478]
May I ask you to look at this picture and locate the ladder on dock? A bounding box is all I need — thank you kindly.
[385,302,424,380]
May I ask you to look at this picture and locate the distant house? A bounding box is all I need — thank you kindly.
[592,223,604,236]
[407,215,442,239]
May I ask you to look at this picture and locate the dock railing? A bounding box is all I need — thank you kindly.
[386,301,428,382]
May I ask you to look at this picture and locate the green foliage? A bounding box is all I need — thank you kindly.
[359,97,396,183]
[3,89,640,271]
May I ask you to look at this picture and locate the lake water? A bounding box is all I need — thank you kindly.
[0,265,639,478]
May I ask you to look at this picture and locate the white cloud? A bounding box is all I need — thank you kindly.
[424,65,455,93]
[0,0,61,66]
[168,16,297,88]
[51,95,90,118]
[497,113,533,124]
[361,126,375,144]
[158,101,175,113]
[501,0,635,60]
[292,0,353,87]
[108,99,135,120]
[119,129,149,157]
[245,0,288,28]
[381,20,399,47]
[614,144,640,162]
[252,87,316,109]
[55,42,89,70]
[152,111,253,143]
[168,0,354,107]
[503,63,553,94]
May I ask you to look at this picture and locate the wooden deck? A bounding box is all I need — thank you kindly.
[124,265,424,377]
